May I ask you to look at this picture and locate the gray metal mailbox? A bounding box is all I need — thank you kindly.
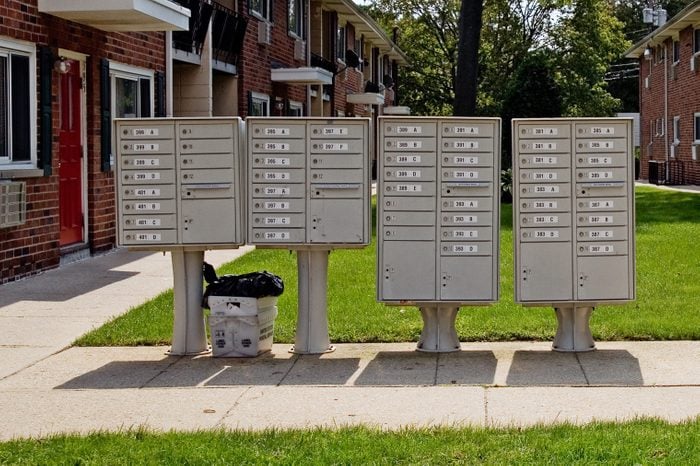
[377,117,501,352]
[512,118,636,352]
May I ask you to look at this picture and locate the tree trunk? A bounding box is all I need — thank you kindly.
[454,0,483,116]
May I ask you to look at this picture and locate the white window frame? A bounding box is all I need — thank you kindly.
[250,92,270,116]
[694,113,700,144]
[250,0,271,21]
[673,40,680,64]
[287,0,304,39]
[673,116,681,145]
[288,100,303,116]
[0,38,37,169]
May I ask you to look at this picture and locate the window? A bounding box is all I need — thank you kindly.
[336,25,346,62]
[673,116,680,145]
[288,0,304,38]
[0,39,36,167]
[656,44,665,63]
[250,0,270,21]
[110,63,153,119]
[694,113,700,143]
[288,100,303,116]
[673,40,680,63]
[250,92,270,116]
[695,29,700,54]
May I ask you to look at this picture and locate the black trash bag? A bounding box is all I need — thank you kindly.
[202,262,284,308]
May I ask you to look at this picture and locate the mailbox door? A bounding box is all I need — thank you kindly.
[381,241,436,300]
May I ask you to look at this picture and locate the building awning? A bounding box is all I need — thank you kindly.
[625,1,700,58]
[346,92,385,105]
[271,67,334,85]
[37,0,190,32]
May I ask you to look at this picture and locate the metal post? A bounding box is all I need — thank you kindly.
[291,248,335,354]
[169,248,209,355]
[416,305,461,353]
[552,305,595,352]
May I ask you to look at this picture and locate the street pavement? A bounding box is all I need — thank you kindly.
[1,183,699,440]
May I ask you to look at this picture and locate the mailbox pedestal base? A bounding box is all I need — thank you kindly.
[552,305,595,352]
[291,249,335,354]
[416,305,461,353]
[169,249,209,355]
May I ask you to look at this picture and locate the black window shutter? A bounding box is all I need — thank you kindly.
[11,55,30,162]
[155,71,165,117]
[39,46,52,176]
[268,0,273,20]
[247,91,253,117]
[100,58,111,172]
[139,78,151,118]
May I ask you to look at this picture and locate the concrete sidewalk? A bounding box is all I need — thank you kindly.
[1,247,699,440]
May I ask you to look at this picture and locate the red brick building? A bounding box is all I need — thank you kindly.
[0,0,405,283]
[625,1,700,185]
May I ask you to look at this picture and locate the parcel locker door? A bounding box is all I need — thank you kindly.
[308,198,366,244]
[181,199,237,244]
[576,255,632,300]
[381,241,436,301]
[440,256,494,301]
[518,242,573,302]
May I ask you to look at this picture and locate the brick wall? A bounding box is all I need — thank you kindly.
[0,2,166,283]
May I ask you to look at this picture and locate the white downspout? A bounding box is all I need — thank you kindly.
[664,41,669,182]
[166,31,173,117]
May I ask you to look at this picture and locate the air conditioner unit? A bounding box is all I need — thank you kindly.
[294,39,306,61]
[670,144,676,158]
[671,64,678,80]
[0,181,26,228]
[257,21,271,45]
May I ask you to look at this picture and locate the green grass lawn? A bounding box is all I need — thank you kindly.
[75,186,700,346]
[1,419,699,464]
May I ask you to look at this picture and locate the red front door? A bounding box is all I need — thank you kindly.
[58,60,84,246]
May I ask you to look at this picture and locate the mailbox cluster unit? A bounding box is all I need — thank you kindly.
[513,118,635,304]
[247,118,371,247]
[377,117,501,303]
[117,118,245,248]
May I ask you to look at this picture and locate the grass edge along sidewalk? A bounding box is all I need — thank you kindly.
[1,419,699,463]
[75,186,700,346]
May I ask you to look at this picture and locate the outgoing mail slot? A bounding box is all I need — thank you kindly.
[310,168,364,184]
[122,229,177,245]
[382,226,436,241]
[252,212,305,228]
[383,196,436,211]
[179,153,234,169]
[575,153,628,168]
[441,137,494,153]
[252,168,305,183]
[310,123,365,139]
[576,197,626,212]
[576,211,628,227]
[122,169,175,185]
[441,226,492,241]
[252,153,305,168]
[310,153,364,169]
[441,122,495,138]
[310,183,363,199]
[519,168,571,183]
[122,214,177,230]
[575,168,627,182]
[441,182,492,197]
[251,183,306,198]
[516,124,571,139]
[519,227,571,243]
[121,140,175,155]
[520,212,572,228]
[384,167,436,182]
[384,122,437,137]
[384,153,437,167]
[251,228,305,243]
[517,139,570,153]
[440,197,493,211]
[520,198,568,213]
[122,154,175,170]
[575,138,626,153]
[442,167,494,182]
[440,152,493,168]
[180,139,234,154]
[383,211,436,226]
[518,154,570,168]
[576,241,627,256]
[251,198,305,213]
[576,182,627,198]
[384,181,436,196]
[519,183,571,198]
[251,139,306,153]
[122,185,176,200]
[250,123,305,139]
[442,211,491,226]
[179,123,235,139]
[122,199,177,214]
[310,139,365,154]
[576,226,628,242]
[440,241,491,256]
[119,124,175,140]
[383,137,436,152]
[575,123,629,138]
[181,183,234,199]
[181,168,235,184]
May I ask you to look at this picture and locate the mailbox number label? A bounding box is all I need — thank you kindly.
[533,172,557,180]
[397,155,421,163]
[135,188,160,197]
[533,142,557,150]
[453,200,478,208]
[533,127,558,135]
[133,158,159,166]
[322,143,348,151]
[264,127,290,136]
[534,201,558,209]
[534,185,559,193]
[454,156,478,165]
[534,230,559,238]
[453,141,479,149]
[588,141,614,149]
[534,216,558,224]
[453,230,478,238]
[590,127,614,135]
[136,233,161,241]
[264,217,290,225]
[588,171,613,180]
[396,184,422,192]
[264,142,290,151]
[453,126,479,134]
[264,231,290,240]
[397,141,422,149]
[453,244,478,253]
[588,215,613,224]
[589,230,613,238]
[134,172,160,181]
[265,172,290,180]
[589,244,614,253]
[135,218,161,226]
[264,201,290,210]
[396,126,422,134]
[132,143,159,152]
[589,200,614,209]
[132,128,159,136]
[453,171,478,179]
[264,157,290,166]
[396,170,421,178]
[323,127,347,135]
[135,203,160,211]
[453,215,477,224]
[533,156,557,164]
[264,186,290,196]
[587,156,612,165]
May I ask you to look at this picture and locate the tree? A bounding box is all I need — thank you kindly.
[453,0,484,115]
